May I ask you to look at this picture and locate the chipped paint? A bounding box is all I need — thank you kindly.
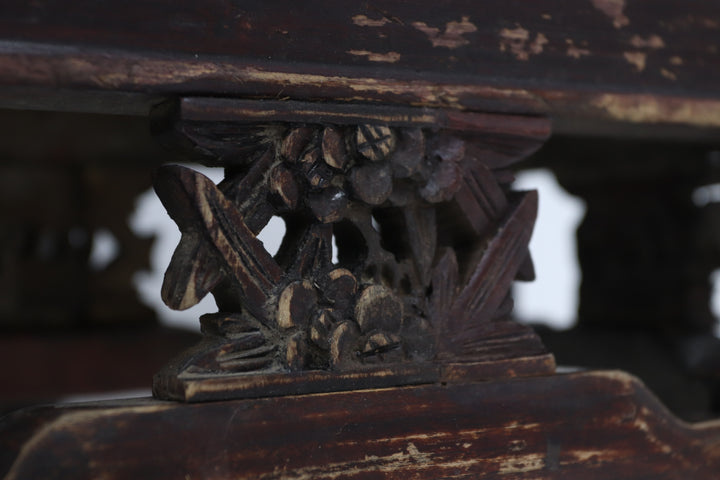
[570,449,610,462]
[503,421,541,431]
[253,442,484,479]
[629,34,665,49]
[352,14,391,27]
[669,56,684,66]
[500,27,529,46]
[532,33,549,54]
[499,27,547,61]
[541,13,553,20]
[660,68,677,81]
[498,453,545,474]
[591,0,629,29]
[347,50,401,63]
[623,51,646,71]
[633,409,674,455]
[405,442,429,461]
[566,39,591,59]
[412,16,477,49]
[590,93,720,128]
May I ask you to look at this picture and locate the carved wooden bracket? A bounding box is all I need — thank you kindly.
[151,98,554,401]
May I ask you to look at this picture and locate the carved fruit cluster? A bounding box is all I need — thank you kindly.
[155,117,534,376]
[268,123,465,222]
[276,268,405,370]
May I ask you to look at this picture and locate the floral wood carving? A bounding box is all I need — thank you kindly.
[152,98,554,401]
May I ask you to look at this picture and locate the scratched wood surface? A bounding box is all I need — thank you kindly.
[0,1,720,132]
[2,371,719,479]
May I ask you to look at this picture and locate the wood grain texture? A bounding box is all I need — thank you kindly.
[1,2,720,132]
[151,99,552,401]
[3,371,720,479]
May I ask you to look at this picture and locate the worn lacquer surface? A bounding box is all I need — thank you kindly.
[3,371,720,479]
[1,1,720,129]
[149,98,553,401]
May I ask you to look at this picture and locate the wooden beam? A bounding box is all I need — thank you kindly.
[2,371,719,479]
[0,1,719,133]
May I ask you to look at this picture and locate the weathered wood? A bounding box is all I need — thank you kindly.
[173,98,552,137]
[151,98,552,401]
[3,371,719,479]
[154,165,283,317]
[2,1,720,136]
[447,192,538,347]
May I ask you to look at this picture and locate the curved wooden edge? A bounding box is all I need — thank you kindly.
[2,370,719,479]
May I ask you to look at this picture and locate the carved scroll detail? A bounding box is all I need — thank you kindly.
[152,99,552,401]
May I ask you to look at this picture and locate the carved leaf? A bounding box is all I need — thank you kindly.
[516,249,536,281]
[453,160,508,236]
[154,165,283,320]
[281,223,333,279]
[403,205,437,286]
[428,247,459,323]
[161,233,224,310]
[219,149,280,234]
[441,190,538,356]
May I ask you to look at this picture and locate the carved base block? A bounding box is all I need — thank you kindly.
[154,354,555,402]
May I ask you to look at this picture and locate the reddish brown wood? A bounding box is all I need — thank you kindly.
[3,371,720,479]
[1,1,720,137]
[149,98,552,401]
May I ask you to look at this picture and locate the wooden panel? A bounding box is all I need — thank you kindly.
[0,1,719,131]
[0,0,718,95]
[2,371,719,479]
